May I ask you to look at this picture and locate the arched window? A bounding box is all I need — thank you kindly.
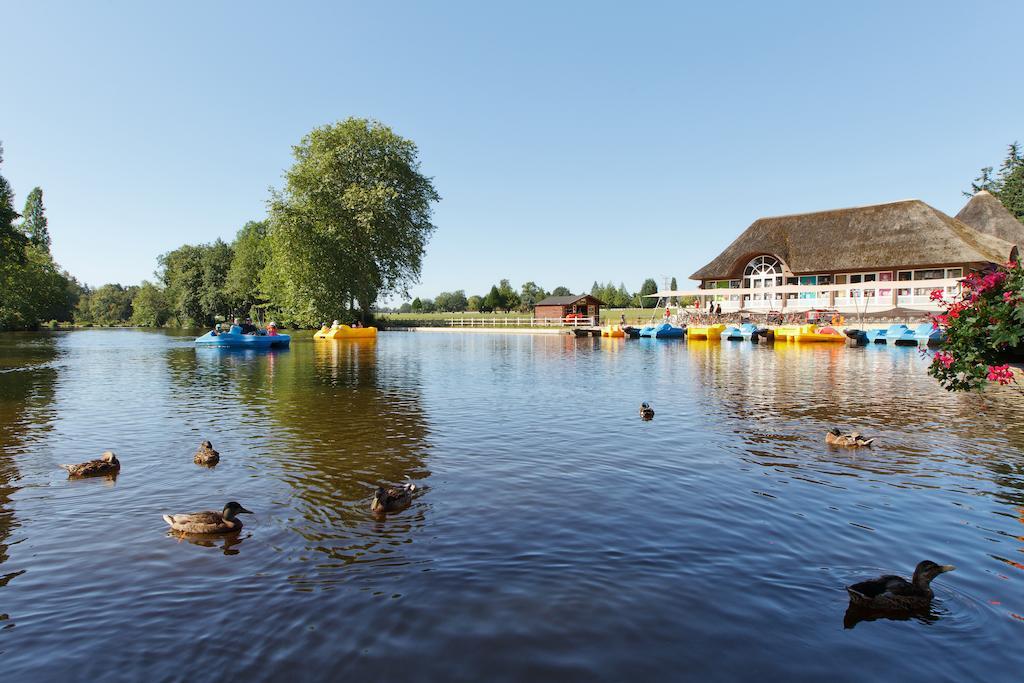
[743,255,782,278]
[742,255,785,299]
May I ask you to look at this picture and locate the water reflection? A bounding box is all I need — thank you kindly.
[843,603,940,629]
[0,334,60,594]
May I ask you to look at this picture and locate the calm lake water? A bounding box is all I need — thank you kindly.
[1,329,1022,681]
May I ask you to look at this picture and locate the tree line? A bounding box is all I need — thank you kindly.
[0,118,441,330]
[967,140,1024,220]
[395,277,675,314]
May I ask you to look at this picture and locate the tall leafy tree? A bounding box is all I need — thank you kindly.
[639,278,658,308]
[967,141,1024,222]
[265,118,440,325]
[519,281,547,310]
[226,220,270,316]
[131,280,171,326]
[21,187,50,251]
[0,143,27,265]
[550,286,572,297]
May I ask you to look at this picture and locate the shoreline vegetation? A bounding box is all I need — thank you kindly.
[3,127,1024,391]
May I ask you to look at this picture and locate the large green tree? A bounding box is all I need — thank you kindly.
[265,118,439,326]
[159,241,233,326]
[226,220,270,316]
[639,278,659,308]
[0,144,27,266]
[131,280,171,326]
[967,141,1024,222]
[550,286,572,297]
[21,187,50,250]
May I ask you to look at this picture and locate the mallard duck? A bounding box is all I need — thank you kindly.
[194,440,220,466]
[847,561,955,610]
[61,450,120,477]
[639,402,655,420]
[826,428,874,447]
[371,483,416,514]
[162,501,252,534]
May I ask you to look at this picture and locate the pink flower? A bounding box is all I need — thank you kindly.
[1005,291,1016,303]
[1008,261,1018,269]
[929,289,944,302]
[934,351,955,369]
[932,314,949,328]
[986,364,1015,385]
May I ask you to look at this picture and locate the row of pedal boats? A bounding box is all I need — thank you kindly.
[603,322,944,345]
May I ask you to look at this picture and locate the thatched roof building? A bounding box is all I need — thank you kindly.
[689,196,1021,315]
[955,190,1024,250]
[691,199,1016,282]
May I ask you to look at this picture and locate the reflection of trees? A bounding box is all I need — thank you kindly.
[0,334,60,588]
[164,337,431,580]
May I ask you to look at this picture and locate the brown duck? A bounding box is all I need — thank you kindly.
[847,561,955,610]
[826,428,874,447]
[61,450,120,477]
[639,402,655,420]
[162,502,252,534]
[371,483,416,514]
[194,440,220,466]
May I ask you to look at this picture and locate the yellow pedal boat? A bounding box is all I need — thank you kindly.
[686,324,725,340]
[774,324,844,343]
[601,325,625,337]
[314,325,378,340]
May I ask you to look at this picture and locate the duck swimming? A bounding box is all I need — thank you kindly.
[847,560,955,610]
[194,440,220,466]
[826,428,874,447]
[371,483,416,514]
[162,501,252,534]
[639,402,655,420]
[61,450,120,478]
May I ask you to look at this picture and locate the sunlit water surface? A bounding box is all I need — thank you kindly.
[1,330,1022,681]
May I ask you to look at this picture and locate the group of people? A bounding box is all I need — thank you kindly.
[323,319,364,329]
[211,317,280,336]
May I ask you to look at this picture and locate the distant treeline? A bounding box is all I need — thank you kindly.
[391,277,679,314]
[0,118,440,330]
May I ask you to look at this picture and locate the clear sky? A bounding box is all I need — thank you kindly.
[2,1,1022,300]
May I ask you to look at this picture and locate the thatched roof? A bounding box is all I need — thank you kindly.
[535,294,605,306]
[955,191,1024,250]
[691,199,1017,281]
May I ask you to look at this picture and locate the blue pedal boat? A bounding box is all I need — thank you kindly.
[865,324,909,344]
[638,325,656,338]
[195,329,291,348]
[653,323,685,339]
[912,323,945,346]
[721,323,759,341]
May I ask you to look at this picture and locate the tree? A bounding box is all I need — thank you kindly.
[669,276,678,305]
[435,289,467,312]
[481,285,502,312]
[967,141,1024,222]
[226,220,270,316]
[550,286,572,297]
[411,297,423,312]
[519,281,547,310]
[20,187,50,251]
[158,241,233,326]
[76,283,137,325]
[0,143,27,265]
[131,280,171,326]
[265,118,440,326]
[498,279,520,312]
[467,294,482,311]
[639,278,658,308]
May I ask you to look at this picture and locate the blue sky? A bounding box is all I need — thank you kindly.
[2,1,1022,301]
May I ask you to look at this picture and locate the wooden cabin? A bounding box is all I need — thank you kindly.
[533,294,604,322]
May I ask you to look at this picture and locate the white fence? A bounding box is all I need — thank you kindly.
[447,317,596,328]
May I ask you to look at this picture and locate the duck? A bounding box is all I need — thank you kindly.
[61,450,120,477]
[826,427,874,447]
[371,483,416,514]
[639,402,655,420]
[193,440,220,466]
[162,501,252,534]
[847,560,956,610]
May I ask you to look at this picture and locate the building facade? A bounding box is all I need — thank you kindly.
[690,195,1022,313]
[533,294,604,321]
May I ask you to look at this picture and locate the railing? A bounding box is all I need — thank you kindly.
[447,317,596,328]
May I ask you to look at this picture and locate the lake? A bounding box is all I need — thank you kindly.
[1,329,1022,681]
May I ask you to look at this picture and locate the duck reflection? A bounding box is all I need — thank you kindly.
[843,603,940,629]
[167,530,248,556]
